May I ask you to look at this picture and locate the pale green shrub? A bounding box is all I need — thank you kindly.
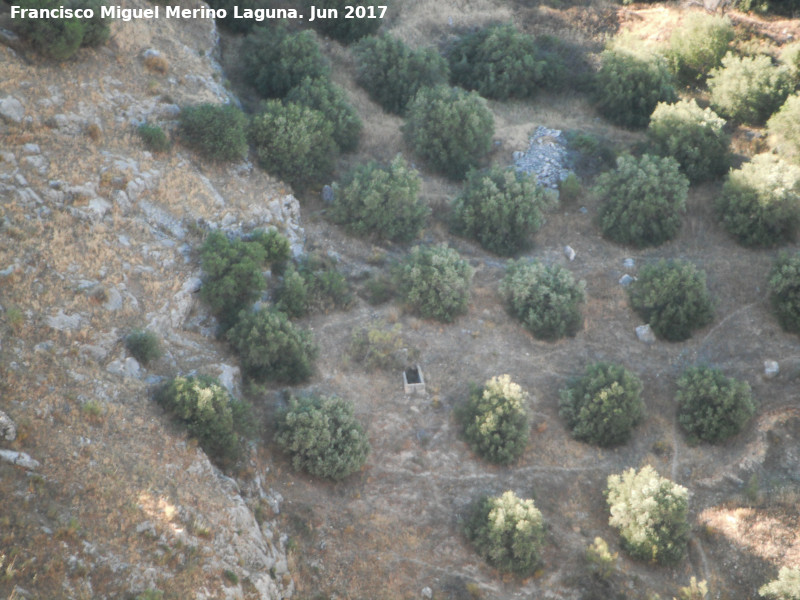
[648,100,730,183]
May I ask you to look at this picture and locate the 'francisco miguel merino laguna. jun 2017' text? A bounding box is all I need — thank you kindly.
[9,4,387,22]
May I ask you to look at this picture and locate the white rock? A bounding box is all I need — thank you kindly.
[212,363,241,396]
[88,197,112,220]
[635,324,656,344]
[34,341,53,353]
[22,143,40,155]
[0,410,17,441]
[421,587,433,599]
[107,358,140,378]
[124,357,141,377]
[619,274,635,287]
[564,245,576,261]
[11,586,32,599]
[159,103,181,119]
[46,310,84,331]
[138,200,186,239]
[0,96,25,124]
[623,258,635,269]
[764,360,779,379]
[136,521,157,535]
[112,190,131,212]
[103,286,124,311]
[0,449,39,470]
[81,344,110,361]
[22,155,49,175]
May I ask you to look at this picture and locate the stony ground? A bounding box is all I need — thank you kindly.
[2,0,800,599]
[0,3,298,598]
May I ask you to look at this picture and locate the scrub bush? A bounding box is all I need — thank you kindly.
[593,48,677,129]
[275,394,370,480]
[274,254,353,318]
[500,259,585,341]
[13,0,110,61]
[125,329,162,365]
[447,23,564,99]
[735,0,800,16]
[285,76,362,153]
[627,259,714,342]
[394,244,474,322]
[178,103,248,162]
[225,308,317,383]
[348,323,408,371]
[559,362,644,447]
[708,53,793,125]
[667,12,733,84]
[248,229,291,265]
[241,25,329,99]
[156,375,251,463]
[595,154,689,246]
[715,153,800,247]
[199,231,268,327]
[354,34,449,114]
[780,42,800,83]
[137,123,171,153]
[465,491,545,575]
[330,155,428,242]
[647,100,730,183]
[403,85,494,180]
[450,167,551,256]
[768,252,800,334]
[459,375,529,464]
[249,100,337,189]
[307,0,382,43]
[606,466,690,565]
[760,567,800,600]
[767,94,800,164]
[676,366,756,443]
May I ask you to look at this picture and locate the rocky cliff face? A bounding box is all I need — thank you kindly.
[0,4,296,598]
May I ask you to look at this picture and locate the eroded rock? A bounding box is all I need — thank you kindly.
[636,324,656,344]
[0,410,17,442]
[0,96,25,124]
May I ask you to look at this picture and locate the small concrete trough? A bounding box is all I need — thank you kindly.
[403,365,426,395]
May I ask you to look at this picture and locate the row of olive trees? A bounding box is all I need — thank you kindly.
[146,228,370,479]
[595,13,798,129]
[459,360,755,467]
[592,14,800,253]
[463,465,690,576]
[153,375,370,480]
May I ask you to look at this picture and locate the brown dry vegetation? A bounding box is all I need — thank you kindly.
[2,0,800,599]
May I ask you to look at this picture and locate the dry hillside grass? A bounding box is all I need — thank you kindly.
[0,3,296,599]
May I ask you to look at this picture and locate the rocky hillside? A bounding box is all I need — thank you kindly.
[0,3,299,598]
[4,0,800,598]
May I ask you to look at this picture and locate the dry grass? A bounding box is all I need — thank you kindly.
[0,2,294,598]
[390,0,514,47]
[144,54,170,75]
